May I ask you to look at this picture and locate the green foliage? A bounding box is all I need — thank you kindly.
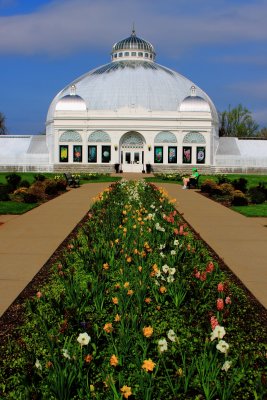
[219,104,259,137]
[248,187,266,204]
[34,173,46,182]
[19,179,30,188]
[200,179,218,194]
[231,190,248,206]
[231,178,248,193]
[5,173,21,189]
[0,184,11,201]
[0,181,266,399]
[216,174,231,185]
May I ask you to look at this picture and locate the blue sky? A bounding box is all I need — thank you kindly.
[0,0,267,134]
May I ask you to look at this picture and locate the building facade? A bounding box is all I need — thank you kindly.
[1,30,267,173]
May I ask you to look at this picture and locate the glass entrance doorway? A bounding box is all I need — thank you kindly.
[122,149,144,172]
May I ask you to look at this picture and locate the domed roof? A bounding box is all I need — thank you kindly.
[47,33,218,123]
[111,29,155,61]
[180,86,210,112]
[55,85,86,111]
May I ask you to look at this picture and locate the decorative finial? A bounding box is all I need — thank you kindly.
[131,22,136,37]
[190,85,196,96]
[70,85,76,96]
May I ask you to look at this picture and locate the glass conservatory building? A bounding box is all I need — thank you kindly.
[1,30,267,173]
[45,29,219,173]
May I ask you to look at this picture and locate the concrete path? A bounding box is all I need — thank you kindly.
[0,183,108,317]
[0,176,266,318]
[159,183,267,309]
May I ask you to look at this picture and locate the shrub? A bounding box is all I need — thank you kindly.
[232,178,248,193]
[34,173,46,182]
[216,174,231,185]
[22,192,38,203]
[231,190,248,206]
[44,179,59,196]
[5,173,21,189]
[200,179,218,194]
[220,183,235,196]
[55,178,67,192]
[0,184,11,201]
[249,187,266,204]
[28,181,46,202]
[19,180,30,188]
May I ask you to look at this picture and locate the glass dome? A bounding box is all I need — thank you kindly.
[55,85,87,111]
[111,29,156,61]
[179,86,211,112]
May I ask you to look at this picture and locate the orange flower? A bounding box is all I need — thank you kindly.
[112,297,119,305]
[126,256,132,263]
[114,283,120,289]
[123,228,127,233]
[127,289,134,296]
[159,286,167,294]
[120,385,132,399]
[143,326,153,338]
[115,238,119,244]
[46,361,53,368]
[122,210,127,215]
[138,266,142,272]
[110,354,118,367]
[114,314,121,322]
[103,263,109,270]
[145,297,152,303]
[142,359,156,372]
[152,264,159,273]
[134,248,139,254]
[103,323,113,333]
[133,224,137,229]
[124,282,130,288]
[84,354,93,363]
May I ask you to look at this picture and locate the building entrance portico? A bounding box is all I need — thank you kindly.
[120,131,145,172]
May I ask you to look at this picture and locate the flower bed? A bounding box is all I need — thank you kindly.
[0,180,266,399]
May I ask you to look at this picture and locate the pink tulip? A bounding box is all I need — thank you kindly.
[217,282,224,292]
[217,298,224,311]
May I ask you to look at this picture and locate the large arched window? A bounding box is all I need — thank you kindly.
[59,130,82,142]
[154,131,177,143]
[183,132,206,143]
[88,130,111,142]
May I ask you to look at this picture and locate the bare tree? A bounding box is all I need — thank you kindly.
[0,112,7,135]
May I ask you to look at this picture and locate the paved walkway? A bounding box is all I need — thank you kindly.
[0,182,109,317]
[0,176,266,317]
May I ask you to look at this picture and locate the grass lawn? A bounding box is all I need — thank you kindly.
[0,172,56,185]
[0,201,38,214]
[231,203,267,217]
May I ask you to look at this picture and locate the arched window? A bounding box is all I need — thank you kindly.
[88,131,111,142]
[183,132,206,143]
[59,130,82,142]
[154,131,177,143]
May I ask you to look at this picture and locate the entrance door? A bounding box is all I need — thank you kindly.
[122,149,143,172]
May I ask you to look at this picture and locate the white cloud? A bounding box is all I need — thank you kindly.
[0,0,267,56]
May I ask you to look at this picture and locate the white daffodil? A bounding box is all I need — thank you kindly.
[170,250,176,255]
[167,329,177,342]
[159,244,166,250]
[210,325,226,342]
[168,267,176,275]
[63,348,71,359]
[162,264,170,273]
[160,252,166,258]
[216,340,229,354]
[167,275,174,283]
[174,240,179,246]
[35,359,42,370]
[77,332,91,347]
[221,360,232,372]
[158,338,168,353]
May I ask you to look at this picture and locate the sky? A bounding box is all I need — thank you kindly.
[0,0,267,134]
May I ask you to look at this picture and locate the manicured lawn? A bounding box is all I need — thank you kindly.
[0,201,38,214]
[231,203,267,217]
[0,172,56,185]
